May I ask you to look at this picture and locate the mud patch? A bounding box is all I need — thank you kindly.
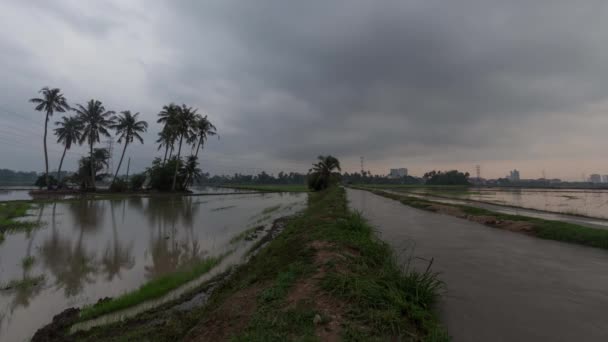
[428,204,468,218]
[185,283,266,341]
[283,240,348,341]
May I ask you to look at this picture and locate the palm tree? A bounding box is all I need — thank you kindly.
[29,87,70,188]
[308,155,341,191]
[191,115,218,158]
[181,155,202,189]
[72,100,115,190]
[111,111,148,185]
[54,116,82,184]
[171,105,197,191]
[156,127,175,165]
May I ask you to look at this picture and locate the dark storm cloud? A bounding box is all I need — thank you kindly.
[156,0,608,166]
[1,0,608,177]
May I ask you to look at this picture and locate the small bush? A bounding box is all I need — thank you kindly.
[130,173,147,191]
[34,175,58,189]
[110,179,128,192]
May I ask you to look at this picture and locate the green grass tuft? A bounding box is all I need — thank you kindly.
[79,253,229,321]
[0,202,39,233]
[22,256,36,270]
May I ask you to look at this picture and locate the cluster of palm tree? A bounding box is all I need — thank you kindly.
[155,103,217,191]
[30,87,217,192]
[30,87,148,190]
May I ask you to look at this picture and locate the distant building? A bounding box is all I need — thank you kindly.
[590,174,602,184]
[603,175,608,183]
[389,168,408,179]
[508,170,520,182]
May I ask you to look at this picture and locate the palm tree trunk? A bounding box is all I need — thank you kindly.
[168,145,174,160]
[194,138,202,158]
[56,145,67,185]
[44,111,50,189]
[112,141,129,185]
[171,135,183,191]
[162,145,169,165]
[90,142,96,191]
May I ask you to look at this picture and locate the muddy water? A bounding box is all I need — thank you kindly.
[347,188,608,342]
[0,191,305,342]
[405,187,608,219]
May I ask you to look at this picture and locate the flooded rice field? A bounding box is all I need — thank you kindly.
[347,188,608,341]
[0,191,305,342]
[0,185,252,202]
[397,187,608,219]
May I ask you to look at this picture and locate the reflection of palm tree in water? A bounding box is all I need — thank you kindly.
[39,201,98,297]
[101,200,135,281]
[8,204,47,311]
[144,196,204,279]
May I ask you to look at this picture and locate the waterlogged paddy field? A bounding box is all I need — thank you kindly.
[394,187,608,219]
[0,185,253,202]
[0,191,305,342]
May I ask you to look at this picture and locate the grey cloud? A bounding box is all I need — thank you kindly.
[1,0,608,178]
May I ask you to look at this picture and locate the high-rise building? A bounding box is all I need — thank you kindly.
[590,174,602,184]
[389,168,408,178]
[509,169,520,182]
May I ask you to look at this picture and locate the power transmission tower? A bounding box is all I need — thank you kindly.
[475,165,481,179]
[360,156,365,175]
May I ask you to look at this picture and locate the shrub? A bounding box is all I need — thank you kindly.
[130,173,147,191]
[110,179,128,192]
[34,175,58,189]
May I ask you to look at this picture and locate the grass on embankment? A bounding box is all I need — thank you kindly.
[0,202,38,234]
[223,184,310,192]
[78,254,227,321]
[71,186,447,341]
[358,186,608,251]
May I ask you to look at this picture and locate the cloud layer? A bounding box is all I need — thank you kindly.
[1,0,608,179]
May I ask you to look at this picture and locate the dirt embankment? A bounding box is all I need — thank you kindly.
[426,203,535,233]
[185,240,350,341]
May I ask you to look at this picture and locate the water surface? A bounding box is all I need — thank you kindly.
[348,188,608,342]
[0,191,305,342]
[400,187,608,219]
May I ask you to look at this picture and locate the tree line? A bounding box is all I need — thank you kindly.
[29,87,216,191]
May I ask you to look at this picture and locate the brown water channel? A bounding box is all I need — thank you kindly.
[347,188,608,342]
[0,191,305,342]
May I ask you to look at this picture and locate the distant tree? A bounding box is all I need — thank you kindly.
[191,115,217,158]
[69,148,111,189]
[308,155,341,191]
[170,105,197,191]
[29,87,70,189]
[35,175,58,189]
[72,100,115,190]
[156,127,176,165]
[110,111,148,185]
[54,116,82,185]
[181,156,202,189]
[423,170,470,185]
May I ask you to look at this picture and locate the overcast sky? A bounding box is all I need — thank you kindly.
[1,0,608,180]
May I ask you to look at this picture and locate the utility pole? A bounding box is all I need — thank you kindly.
[125,157,131,183]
